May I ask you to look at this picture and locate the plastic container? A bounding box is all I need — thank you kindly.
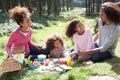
[28,65,39,69]
[67,57,72,66]
[38,54,46,62]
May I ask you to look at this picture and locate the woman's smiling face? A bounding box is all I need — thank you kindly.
[75,22,85,35]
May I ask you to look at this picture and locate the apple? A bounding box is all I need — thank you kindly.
[62,59,66,64]
[44,60,49,66]
[58,58,67,64]
[32,61,39,66]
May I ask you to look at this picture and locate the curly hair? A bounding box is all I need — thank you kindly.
[46,35,64,50]
[65,19,80,38]
[9,6,31,25]
[101,2,120,25]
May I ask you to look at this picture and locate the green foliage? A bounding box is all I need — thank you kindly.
[67,73,75,80]
[0,0,74,16]
[0,20,18,36]
[58,67,94,80]
[0,51,4,56]
[23,57,32,68]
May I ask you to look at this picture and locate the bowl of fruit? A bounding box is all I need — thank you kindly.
[28,60,40,69]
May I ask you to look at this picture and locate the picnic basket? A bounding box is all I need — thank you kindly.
[2,57,23,73]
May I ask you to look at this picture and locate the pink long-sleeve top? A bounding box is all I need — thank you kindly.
[73,28,94,53]
[6,28,37,56]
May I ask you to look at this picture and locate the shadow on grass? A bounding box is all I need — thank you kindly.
[0,69,28,80]
[72,56,120,75]
[106,56,120,75]
[72,59,87,68]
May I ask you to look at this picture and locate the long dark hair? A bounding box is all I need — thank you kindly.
[101,2,120,25]
[65,19,80,38]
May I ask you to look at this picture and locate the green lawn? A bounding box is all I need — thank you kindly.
[0,8,120,80]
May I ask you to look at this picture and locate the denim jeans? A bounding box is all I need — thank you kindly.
[26,46,50,60]
[94,43,99,48]
[87,51,112,62]
[86,43,112,62]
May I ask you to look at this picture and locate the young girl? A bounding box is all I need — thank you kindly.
[46,35,65,58]
[65,19,94,60]
[6,6,50,60]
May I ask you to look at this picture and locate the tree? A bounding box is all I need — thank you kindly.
[0,0,74,16]
[85,0,119,16]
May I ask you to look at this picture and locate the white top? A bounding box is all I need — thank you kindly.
[20,31,29,36]
[73,28,94,53]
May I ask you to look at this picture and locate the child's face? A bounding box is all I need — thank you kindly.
[54,40,62,48]
[20,16,31,29]
[75,22,85,34]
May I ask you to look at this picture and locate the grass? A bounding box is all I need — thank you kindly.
[0,8,120,80]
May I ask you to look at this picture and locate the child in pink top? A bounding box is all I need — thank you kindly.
[6,6,50,60]
[65,19,94,60]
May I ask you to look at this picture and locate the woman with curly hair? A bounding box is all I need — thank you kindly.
[46,35,65,58]
[79,2,120,62]
[6,6,50,60]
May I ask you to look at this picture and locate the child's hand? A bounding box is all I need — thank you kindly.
[36,45,42,50]
[72,53,78,61]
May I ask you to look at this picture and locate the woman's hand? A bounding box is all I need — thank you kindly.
[36,45,42,50]
[79,51,89,58]
[79,49,100,58]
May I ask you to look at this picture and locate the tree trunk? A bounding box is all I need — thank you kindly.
[62,0,65,11]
